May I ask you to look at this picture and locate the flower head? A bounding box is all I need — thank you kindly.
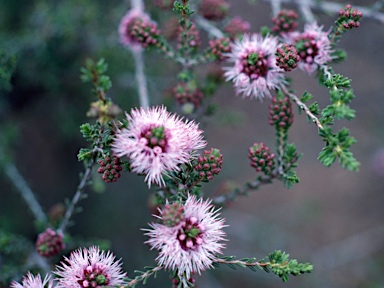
[54,246,126,288]
[288,22,333,74]
[224,34,286,100]
[112,106,206,187]
[11,272,53,288]
[144,195,226,282]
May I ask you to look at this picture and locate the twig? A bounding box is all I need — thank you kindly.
[0,148,47,223]
[282,86,324,130]
[57,156,96,234]
[216,257,269,267]
[132,49,150,108]
[213,175,274,206]
[194,15,224,38]
[130,0,150,108]
[298,0,315,23]
[126,266,163,287]
[262,0,384,24]
[270,0,282,16]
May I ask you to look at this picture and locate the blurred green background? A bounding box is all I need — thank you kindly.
[1,0,384,287]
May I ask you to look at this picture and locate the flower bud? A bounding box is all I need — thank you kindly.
[97,154,123,183]
[194,148,223,181]
[269,96,294,130]
[249,143,275,175]
[36,228,65,257]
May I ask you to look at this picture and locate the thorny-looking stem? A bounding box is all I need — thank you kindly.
[281,86,324,130]
[216,258,270,268]
[125,266,163,287]
[57,155,96,235]
[263,0,384,24]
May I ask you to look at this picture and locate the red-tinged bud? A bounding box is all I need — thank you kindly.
[269,96,294,130]
[97,154,123,183]
[248,143,275,175]
[36,228,65,257]
[194,148,223,181]
[272,9,299,34]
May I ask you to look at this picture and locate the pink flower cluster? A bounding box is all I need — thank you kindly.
[112,106,206,187]
[144,195,227,284]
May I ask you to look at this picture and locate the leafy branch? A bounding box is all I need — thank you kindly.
[215,250,313,282]
[124,266,163,287]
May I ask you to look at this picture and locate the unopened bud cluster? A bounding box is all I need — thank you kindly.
[272,9,299,34]
[194,148,223,181]
[249,143,275,175]
[208,37,231,62]
[162,202,185,227]
[87,100,122,124]
[173,83,204,108]
[269,96,294,129]
[97,155,123,183]
[224,16,250,39]
[130,18,161,48]
[199,0,230,21]
[276,44,300,71]
[336,4,362,31]
[36,228,65,257]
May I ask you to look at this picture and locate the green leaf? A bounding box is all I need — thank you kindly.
[300,91,313,103]
[77,148,93,162]
[308,102,320,115]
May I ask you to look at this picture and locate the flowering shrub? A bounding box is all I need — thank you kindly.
[3,0,381,287]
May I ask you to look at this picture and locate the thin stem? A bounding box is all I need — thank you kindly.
[129,0,150,108]
[281,86,324,130]
[298,0,315,23]
[276,128,286,175]
[212,175,274,206]
[57,156,96,234]
[132,48,150,108]
[194,15,224,38]
[126,266,163,287]
[270,0,282,16]
[261,0,384,24]
[0,147,47,223]
[216,257,269,267]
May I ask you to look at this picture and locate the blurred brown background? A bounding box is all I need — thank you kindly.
[1,0,383,287]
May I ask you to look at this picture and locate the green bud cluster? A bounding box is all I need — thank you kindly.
[194,148,223,181]
[249,143,275,175]
[162,202,185,227]
[269,96,294,129]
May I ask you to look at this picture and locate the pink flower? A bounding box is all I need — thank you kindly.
[11,272,54,288]
[287,22,333,74]
[54,246,126,287]
[144,195,227,283]
[118,8,151,50]
[224,34,286,100]
[112,106,207,187]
